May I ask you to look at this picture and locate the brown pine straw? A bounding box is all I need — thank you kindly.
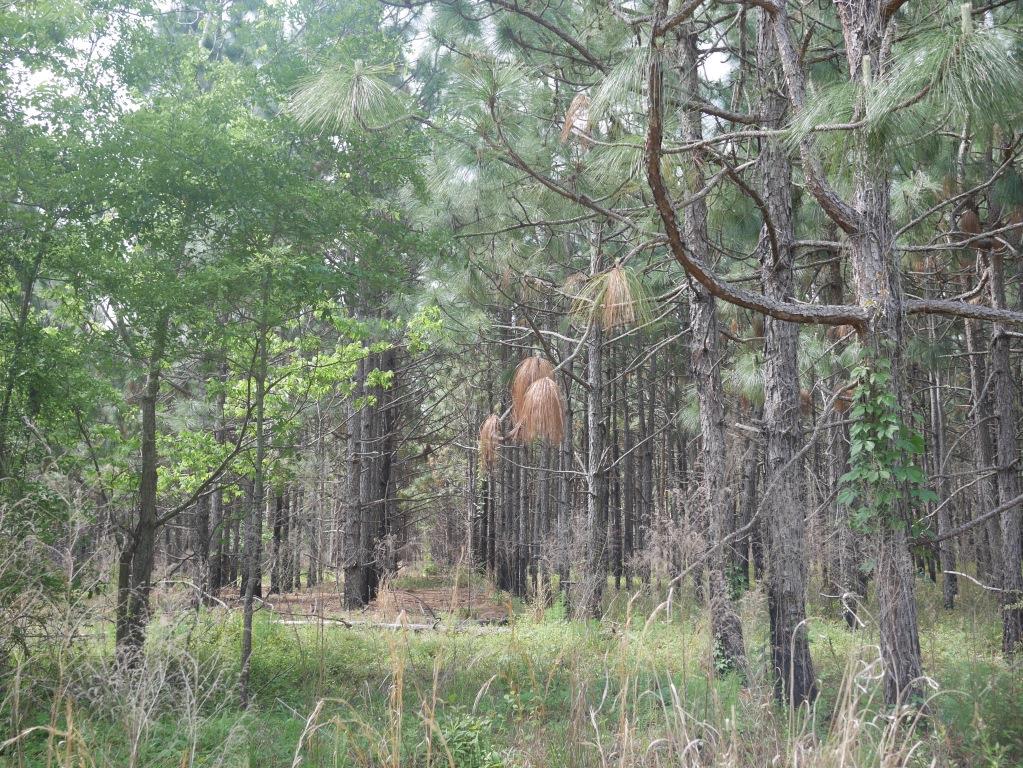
[601,264,635,328]
[500,266,515,295]
[799,389,813,415]
[560,93,591,144]
[572,264,646,329]
[478,414,501,471]
[520,378,564,443]
[511,356,554,422]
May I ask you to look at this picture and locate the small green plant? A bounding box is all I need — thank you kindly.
[502,686,540,721]
[436,712,507,768]
[837,356,937,533]
[712,638,736,675]
[726,563,748,600]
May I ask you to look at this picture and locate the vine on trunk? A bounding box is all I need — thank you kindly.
[838,356,937,535]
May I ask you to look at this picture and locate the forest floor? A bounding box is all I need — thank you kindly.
[7,571,1023,768]
[212,569,513,626]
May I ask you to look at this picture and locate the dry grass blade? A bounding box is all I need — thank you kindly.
[478,414,501,471]
[511,356,554,422]
[520,378,564,444]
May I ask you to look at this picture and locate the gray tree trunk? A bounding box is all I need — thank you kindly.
[240,312,268,709]
[757,11,816,705]
[771,0,923,705]
[344,359,368,608]
[990,251,1023,656]
[117,311,170,664]
[964,317,1002,580]
[677,27,746,671]
[926,316,957,610]
[579,320,607,618]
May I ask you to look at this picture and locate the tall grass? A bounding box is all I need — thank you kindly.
[2,576,1020,767]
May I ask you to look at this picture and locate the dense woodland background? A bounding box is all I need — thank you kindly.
[2,0,1023,765]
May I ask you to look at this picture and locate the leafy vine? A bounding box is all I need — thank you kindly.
[837,357,937,533]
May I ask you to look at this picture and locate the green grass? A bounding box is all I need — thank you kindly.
[4,578,1022,767]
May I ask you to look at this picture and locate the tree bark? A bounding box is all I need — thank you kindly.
[926,317,957,610]
[964,317,1002,580]
[990,250,1023,656]
[676,26,746,671]
[556,349,573,604]
[193,494,211,608]
[240,304,268,709]
[772,0,924,705]
[579,317,607,618]
[757,10,816,705]
[270,491,285,595]
[118,310,170,665]
[344,358,368,608]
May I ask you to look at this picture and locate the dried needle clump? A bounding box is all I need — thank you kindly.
[479,414,501,470]
[572,264,649,329]
[520,378,564,443]
[511,356,554,422]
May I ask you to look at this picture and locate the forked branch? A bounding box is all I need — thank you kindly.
[642,6,1023,332]
[644,42,867,328]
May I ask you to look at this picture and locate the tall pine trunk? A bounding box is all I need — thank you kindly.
[990,250,1023,656]
[580,320,607,618]
[678,26,746,671]
[757,11,816,704]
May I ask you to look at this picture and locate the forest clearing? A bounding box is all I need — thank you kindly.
[3,0,1023,765]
